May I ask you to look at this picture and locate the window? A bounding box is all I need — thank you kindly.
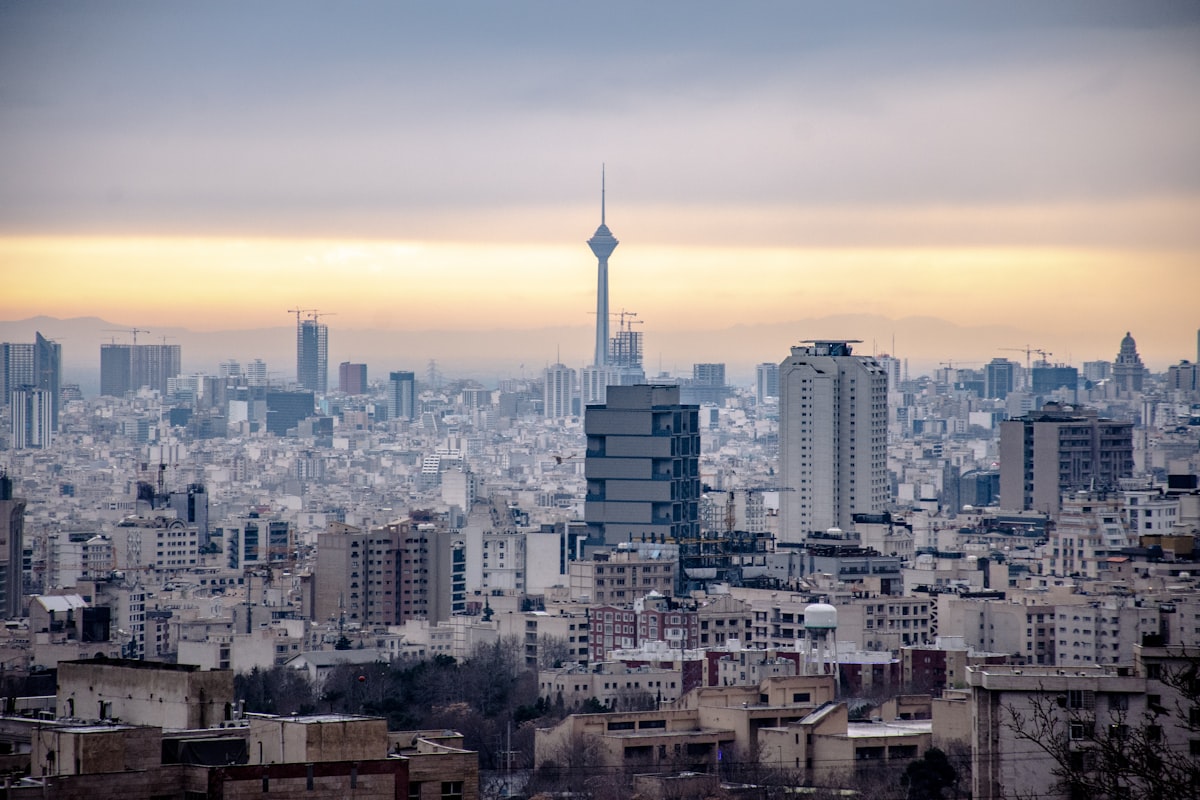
[441,781,463,800]
[1069,722,1093,740]
[1067,690,1094,710]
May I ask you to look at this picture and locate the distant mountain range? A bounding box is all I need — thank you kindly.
[0,313,1108,394]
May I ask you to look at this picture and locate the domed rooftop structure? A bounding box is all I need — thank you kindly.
[1113,331,1146,392]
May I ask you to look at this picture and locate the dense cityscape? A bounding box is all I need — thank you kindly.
[3,3,1199,800]
[1,186,1198,798]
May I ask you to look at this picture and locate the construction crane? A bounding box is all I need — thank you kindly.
[286,308,315,326]
[308,310,337,322]
[1002,346,1052,372]
[104,327,150,345]
[615,309,643,328]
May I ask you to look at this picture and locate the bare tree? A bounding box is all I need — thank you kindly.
[536,634,573,669]
[611,685,657,712]
[1004,650,1200,800]
[716,741,810,799]
[527,731,606,798]
[234,665,317,715]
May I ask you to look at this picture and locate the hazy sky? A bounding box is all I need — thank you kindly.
[1,1,1198,372]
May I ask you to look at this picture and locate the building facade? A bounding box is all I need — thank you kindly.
[2,333,60,429]
[10,386,53,449]
[1112,331,1146,393]
[984,358,1016,399]
[543,362,576,419]
[99,343,181,396]
[0,473,25,619]
[778,340,889,543]
[756,362,779,404]
[265,390,315,436]
[388,370,416,421]
[296,317,328,394]
[338,361,367,394]
[314,520,463,628]
[584,385,700,546]
[998,404,1134,515]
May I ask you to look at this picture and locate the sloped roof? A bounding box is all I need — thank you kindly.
[35,595,87,613]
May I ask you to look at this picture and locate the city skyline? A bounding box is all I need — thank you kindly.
[2,3,1198,374]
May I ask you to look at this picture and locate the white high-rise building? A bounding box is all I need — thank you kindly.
[580,364,618,406]
[10,387,53,449]
[755,362,779,404]
[218,359,242,380]
[543,363,576,419]
[875,353,902,390]
[245,358,268,386]
[778,340,888,544]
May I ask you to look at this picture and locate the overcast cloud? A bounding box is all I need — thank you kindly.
[1,1,1198,242]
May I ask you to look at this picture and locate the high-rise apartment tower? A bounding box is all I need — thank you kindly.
[99,342,181,396]
[338,362,367,395]
[544,363,576,419]
[387,371,416,421]
[998,403,1134,515]
[756,362,779,404]
[985,358,1017,399]
[778,340,889,544]
[3,333,60,430]
[10,388,53,449]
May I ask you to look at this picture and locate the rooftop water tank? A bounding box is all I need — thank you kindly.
[804,603,838,630]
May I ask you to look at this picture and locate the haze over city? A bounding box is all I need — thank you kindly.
[2,1,1198,380]
[4,5,1200,800]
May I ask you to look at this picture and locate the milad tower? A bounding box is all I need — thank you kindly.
[587,167,619,368]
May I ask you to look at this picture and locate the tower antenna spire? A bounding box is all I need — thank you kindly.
[601,163,606,225]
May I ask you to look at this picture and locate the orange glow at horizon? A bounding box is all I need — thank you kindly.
[4,234,1197,367]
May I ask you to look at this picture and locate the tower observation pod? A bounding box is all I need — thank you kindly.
[801,602,839,678]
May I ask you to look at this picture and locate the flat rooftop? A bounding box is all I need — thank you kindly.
[61,658,203,672]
